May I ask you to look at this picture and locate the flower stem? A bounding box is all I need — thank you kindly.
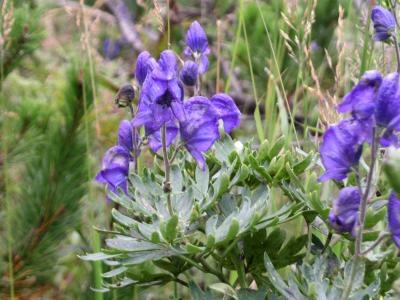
[360,233,390,255]
[161,125,173,215]
[341,128,378,300]
[391,2,400,72]
[128,104,139,174]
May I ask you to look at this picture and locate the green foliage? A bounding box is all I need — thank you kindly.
[0,61,94,296]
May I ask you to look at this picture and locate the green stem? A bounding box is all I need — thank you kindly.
[161,125,173,215]
[341,128,378,300]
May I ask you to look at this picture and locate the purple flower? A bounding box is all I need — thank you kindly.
[184,21,210,74]
[319,118,370,182]
[329,187,360,235]
[375,72,400,147]
[180,96,220,169]
[371,6,396,41]
[133,50,185,130]
[210,93,241,133]
[180,61,199,86]
[388,192,400,248]
[96,146,130,195]
[145,121,178,152]
[102,38,123,60]
[337,70,382,120]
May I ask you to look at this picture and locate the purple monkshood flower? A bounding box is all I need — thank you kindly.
[375,72,400,147]
[371,6,396,42]
[210,94,241,134]
[388,192,400,248]
[96,145,130,195]
[329,187,361,235]
[337,70,382,120]
[319,118,371,182]
[180,96,220,170]
[180,61,199,86]
[184,21,210,74]
[135,51,158,86]
[133,50,185,130]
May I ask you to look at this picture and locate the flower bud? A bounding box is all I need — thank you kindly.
[371,6,396,41]
[115,83,135,108]
[180,61,199,86]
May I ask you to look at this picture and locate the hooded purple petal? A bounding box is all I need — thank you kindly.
[371,6,396,41]
[118,120,133,151]
[180,61,199,86]
[180,96,220,169]
[337,70,382,120]
[388,192,400,248]
[329,187,360,235]
[185,21,209,54]
[136,51,153,86]
[152,50,178,81]
[319,118,370,182]
[210,93,241,133]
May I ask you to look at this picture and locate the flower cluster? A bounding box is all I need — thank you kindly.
[96,21,240,197]
[322,6,400,247]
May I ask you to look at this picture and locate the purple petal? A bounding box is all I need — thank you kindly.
[388,192,400,248]
[135,51,153,86]
[180,61,199,86]
[145,121,178,152]
[319,118,369,182]
[152,50,178,81]
[210,93,241,133]
[376,72,400,133]
[185,21,209,54]
[199,54,209,74]
[180,96,220,169]
[337,70,382,119]
[118,120,133,151]
[329,187,361,234]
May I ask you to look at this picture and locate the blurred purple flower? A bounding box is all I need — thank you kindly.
[375,72,400,147]
[329,187,360,235]
[210,93,241,134]
[132,50,185,130]
[184,21,210,74]
[102,38,123,60]
[180,61,199,86]
[319,118,371,182]
[388,192,400,248]
[180,96,220,169]
[371,6,396,41]
[96,145,130,195]
[145,121,178,152]
[337,70,382,120]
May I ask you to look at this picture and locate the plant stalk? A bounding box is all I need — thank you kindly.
[161,125,173,215]
[128,104,139,174]
[341,128,378,300]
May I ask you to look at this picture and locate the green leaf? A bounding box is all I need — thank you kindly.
[293,153,313,174]
[105,238,163,252]
[269,136,285,158]
[111,208,137,227]
[189,281,213,300]
[186,243,206,254]
[257,140,270,162]
[102,266,127,278]
[196,165,209,196]
[237,288,266,300]
[171,165,183,192]
[161,214,179,243]
[209,283,238,300]
[79,252,120,261]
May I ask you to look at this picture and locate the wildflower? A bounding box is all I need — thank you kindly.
[115,84,135,108]
[388,192,400,248]
[328,187,361,235]
[210,93,241,134]
[133,50,185,130]
[179,96,220,169]
[337,70,382,120]
[145,121,178,152]
[102,38,123,60]
[371,6,396,42]
[135,51,153,86]
[95,146,130,195]
[375,72,400,146]
[180,61,199,86]
[184,21,210,74]
[319,118,370,182]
